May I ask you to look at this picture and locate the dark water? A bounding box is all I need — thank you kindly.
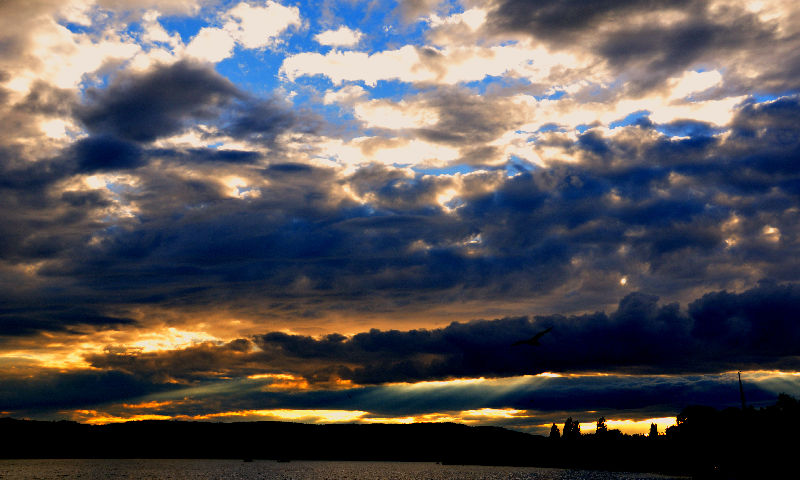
[0,459,688,479]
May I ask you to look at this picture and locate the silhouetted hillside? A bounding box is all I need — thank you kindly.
[0,420,541,464]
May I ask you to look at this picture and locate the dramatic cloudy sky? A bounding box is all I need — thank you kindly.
[2,0,800,435]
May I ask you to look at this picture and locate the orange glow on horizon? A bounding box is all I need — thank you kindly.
[0,350,93,371]
[461,408,529,419]
[69,406,678,436]
[128,328,222,353]
[70,408,371,425]
[247,373,297,380]
[571,417,677,435]
[69,407,535,427]
[729,369,800,378]
[182,409,370,423]
[121,400,174,409]
[364,413,464,424]
[248,373,312,390]
[386,377,489,388]
[72,410,173,425]
[361,416,417,424]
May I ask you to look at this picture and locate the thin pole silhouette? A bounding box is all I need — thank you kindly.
[738,371,746,410]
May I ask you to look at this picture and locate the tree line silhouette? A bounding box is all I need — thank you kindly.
[1,394,797,478]
[539,393,799,478]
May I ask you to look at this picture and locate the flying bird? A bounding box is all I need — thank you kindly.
[512,326,553,347]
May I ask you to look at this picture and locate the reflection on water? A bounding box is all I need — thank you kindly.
[0,459,688,480]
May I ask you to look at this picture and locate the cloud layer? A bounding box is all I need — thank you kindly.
[79,283,800,388]
[1,0,800,429]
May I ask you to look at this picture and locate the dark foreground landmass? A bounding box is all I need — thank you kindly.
[2,394,798,479]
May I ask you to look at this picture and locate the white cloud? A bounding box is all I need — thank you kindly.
[364,138,460,167]
[353,99,439,129]
[668,70,724,99]
[10,21,141,92]
[427,7,486,30]
[225,1,301,50]
[314,26,363,47]
[141,10,181,47]
[645,96,745,126]
[281,46,428,86]
[311,136,460,170]
[184,1,301,63]
[281,42,582,86]
[504,75,745,146]
[56,0,94,26]
[185,26,237,63]
[323,85,367,105]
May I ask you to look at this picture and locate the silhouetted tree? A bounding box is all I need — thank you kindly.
[774,393,800,416]
[549,423,560,440]
[563,417,580,440]
[648,422,658,438]
[596,416,607,436]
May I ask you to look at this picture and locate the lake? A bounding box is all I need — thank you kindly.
[0,459,688,479]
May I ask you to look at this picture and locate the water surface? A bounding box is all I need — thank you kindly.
[0,459,689,480]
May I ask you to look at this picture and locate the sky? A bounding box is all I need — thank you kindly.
[2,0,800,436]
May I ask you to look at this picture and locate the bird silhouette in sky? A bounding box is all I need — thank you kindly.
[511,326,553,347]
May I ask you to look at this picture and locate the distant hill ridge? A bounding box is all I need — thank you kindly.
[0,419,540,464]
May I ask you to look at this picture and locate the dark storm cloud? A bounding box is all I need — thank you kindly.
[0,304,134,337]
[76,60,241,143]
[148,147,261,164]
[42,161,475,310]
[484,0,793,94]
[248,283,800,384]
[683,98,800,200]
[0,59,321,337]
[0,58,307,343]
[13,81,75,117]
[485,0,696,42]
[85,283,800,386]
[341,374,783,418]
[0,146,111,269]
[74,60,317,150]
[0,369,178,411]
[413,88,529,152]
[18,97,799,324]
[71,135,145,172]
[727,97,800,167]
[223,99,318,148]
[85,339,258,383]
[598,15,774,93]
[3,77,800,340]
